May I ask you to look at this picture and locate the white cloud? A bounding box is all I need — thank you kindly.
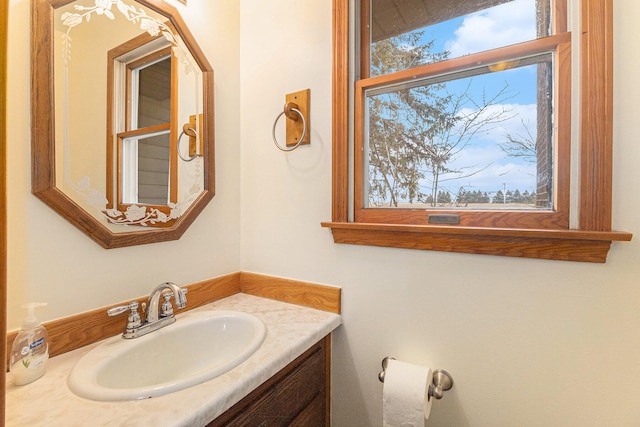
[444,142,537,193]
[454,102,537,143]
[435,102,539,192]
[445,0,537,58]
[479,103,537,142]
[410,0,542,194]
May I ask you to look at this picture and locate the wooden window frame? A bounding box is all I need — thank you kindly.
[355,35,571,229]
[322,0,632,263]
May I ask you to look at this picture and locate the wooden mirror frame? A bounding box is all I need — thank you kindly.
[31,0,214,249]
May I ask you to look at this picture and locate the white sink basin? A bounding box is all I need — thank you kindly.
[67,310,266,401]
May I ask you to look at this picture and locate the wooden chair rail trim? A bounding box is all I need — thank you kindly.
[5,272,341,367]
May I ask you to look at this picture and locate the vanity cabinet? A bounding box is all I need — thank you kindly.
[207,335,330,427]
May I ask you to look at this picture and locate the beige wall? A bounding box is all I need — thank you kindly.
[239,0,640,426]
[7,0,640,425]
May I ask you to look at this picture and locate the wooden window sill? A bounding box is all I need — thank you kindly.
[321,222,632,263]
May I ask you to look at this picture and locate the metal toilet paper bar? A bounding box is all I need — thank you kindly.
[378,357,454,400]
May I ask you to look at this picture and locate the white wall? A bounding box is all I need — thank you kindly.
[8,0,640,425]
[6,0,242,327]
[239,0,640,426]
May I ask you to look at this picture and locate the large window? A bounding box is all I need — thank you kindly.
[323,0,631,262]
[358,0,569,228]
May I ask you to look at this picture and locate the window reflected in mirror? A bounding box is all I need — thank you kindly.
[113,43,176,213]
[132,56,172,205]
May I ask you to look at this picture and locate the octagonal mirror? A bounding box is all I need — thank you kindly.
[31,0,214,248]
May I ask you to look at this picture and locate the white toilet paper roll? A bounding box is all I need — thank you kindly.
[382,359,433,427]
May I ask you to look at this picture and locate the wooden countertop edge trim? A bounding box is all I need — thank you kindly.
[6,272,341,365]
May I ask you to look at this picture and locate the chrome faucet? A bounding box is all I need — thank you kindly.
[107,282,187,339]
[146,282,187,323]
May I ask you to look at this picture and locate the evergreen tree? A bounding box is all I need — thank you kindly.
[437,190,451,204]
[506,190,514,203]
[513,189,522,203]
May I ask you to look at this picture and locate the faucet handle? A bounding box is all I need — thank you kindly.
[107,301,139,317]
[160,288,188,318]
[160,293,174,318]
[164,288,188,299]
[107,302,142,337]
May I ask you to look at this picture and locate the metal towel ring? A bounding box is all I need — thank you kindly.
[272,105,307,152]
[177,127,198,162]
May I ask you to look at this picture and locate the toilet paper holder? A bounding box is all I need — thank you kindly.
[378,357,454,400]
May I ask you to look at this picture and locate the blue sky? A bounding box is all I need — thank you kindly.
[374,0,547,200]
[428,0,541,196]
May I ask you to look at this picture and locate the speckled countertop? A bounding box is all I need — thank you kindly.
[6,293,342,427]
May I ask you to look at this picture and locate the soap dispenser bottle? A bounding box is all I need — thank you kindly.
[10,303,49,385]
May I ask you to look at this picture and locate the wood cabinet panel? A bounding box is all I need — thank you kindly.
[289,394,326,427]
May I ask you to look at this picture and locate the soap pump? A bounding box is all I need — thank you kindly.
[10,302,49,386]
